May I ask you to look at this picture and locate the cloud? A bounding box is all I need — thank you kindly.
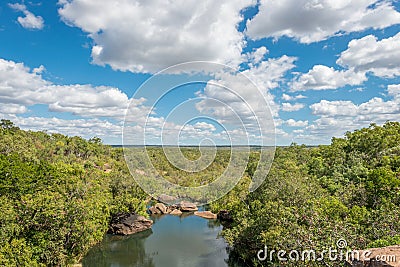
[337,32,400,78]
[0,57,268,144]
[282,93,306,101]
[388,84,400,97]
[291,65,367,91]
[281,102,305,112]
[192,122,216,132]
[0,103,28,114]
[311,97,400,118]
[285,119,308,127]
[58,0,255,73]
[9,3,44,30]
[195,55,296,139]
[10,115,122,139]
[246,0,400,43]
[310,100,358,116]
[246,46,268,64]
[295,85,400,143]
[0,58,49,106]
[0,58,147,118]
[292,32,399,91]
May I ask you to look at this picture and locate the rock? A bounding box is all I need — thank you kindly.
[178,201,198,212]
[194,211,217,219]
[347,245,400,267]
[108,213,153,235]
[155,203,167,214]
[217,210,233,222]
[165,205,177,214]
[157,194,177,203]
[169,209,182,215]
[166,205,177,214]
[148,206,161,215]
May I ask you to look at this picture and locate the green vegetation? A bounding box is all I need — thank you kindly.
[2,119,400,266]
[211,121,400,266]
[146,147,230,186]
[0,120,148,266]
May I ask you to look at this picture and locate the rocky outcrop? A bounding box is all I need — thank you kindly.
[157,194,177,203]
[166,205,177,213]
[217,210,233,222]
[155,203,167,214]
[148,206,161,215]
[178,201,198,212]
[148,201,199,215]
[347,245,400,267]
[194,211,217,219]
[108,213,153,235]
[169,209,183,215]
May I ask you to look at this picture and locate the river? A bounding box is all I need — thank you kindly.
[82,212,245,267]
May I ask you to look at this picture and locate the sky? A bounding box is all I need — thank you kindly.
[0,0,399,146]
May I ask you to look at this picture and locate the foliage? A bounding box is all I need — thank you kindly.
[0,120,148,266]
[2,119,400,266]
[212,122,400,266]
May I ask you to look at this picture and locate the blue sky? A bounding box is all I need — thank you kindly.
[0,0,399,145]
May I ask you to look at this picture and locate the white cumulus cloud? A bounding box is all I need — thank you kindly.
[291,65,367,91]
[337,32,400,78]
[292,32,400,91]
[0,58,146,118]
[58,0,255,73]
[246,0,400,43]
[9,3,44,30]
[281,102,305,112]
[285,119,308,127]
[295,85,400,143]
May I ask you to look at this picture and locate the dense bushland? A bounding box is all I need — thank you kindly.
[211,122,400,266]
[0,120,148,266]
[2,119,400,266]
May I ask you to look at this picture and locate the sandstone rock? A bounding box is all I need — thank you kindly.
[108,213,153,235]
[157,194,177,203]
[166,205,177,214]
[169,209,182,215]
[178,201,198,212]
[148,206,161,215]
[155,203,167,214]
[217,210,233,222]
[347,245,400,267]
[194,211,217,219]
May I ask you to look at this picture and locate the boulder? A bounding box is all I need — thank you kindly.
[155,203,167,214]
[148,206,161,215]
[166,205,177,214]
[169,209,182,215]
[108,213,153,235]
[194,211,217,219]
[157,194,177,203]
[217,210,233,222]
[347,245,400,267]
[178,201,198,212]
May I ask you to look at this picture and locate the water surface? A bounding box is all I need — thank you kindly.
[83,213,243,267]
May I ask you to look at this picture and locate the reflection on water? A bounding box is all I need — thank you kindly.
[83,214,244,267]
